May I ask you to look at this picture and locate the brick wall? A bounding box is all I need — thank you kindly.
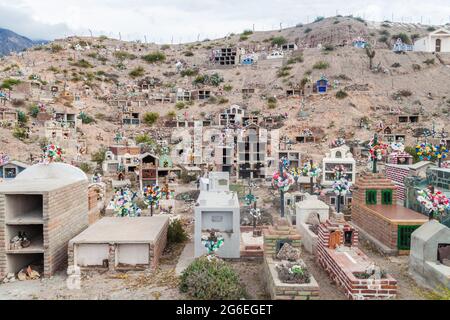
[351,173,399,250]
[385,164,410,202]
[44,181,89,276]
[317,222,397,300]
[352,173,398,204]
[263,220,301,256]
[263,256,319,300]
[149,218,169,270]
[352,205,398,249]
[0,181,88,279]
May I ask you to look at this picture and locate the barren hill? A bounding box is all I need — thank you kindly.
[0,16,449,167]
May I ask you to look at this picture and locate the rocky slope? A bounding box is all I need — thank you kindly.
[0,16,449,166]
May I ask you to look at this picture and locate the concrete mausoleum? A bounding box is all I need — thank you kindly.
[194,172,240,258]
[68,216,169,272]
[409,220,450,290]
[295,195,330,254]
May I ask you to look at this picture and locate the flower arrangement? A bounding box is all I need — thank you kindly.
[302,162,322,177]
[272,171,294,192]
[332,178,351,196]
[417,187,450,220]
[330,137,346,148]
[333,164,346,179]
[201,231,224,255]
[42,144,63,163]
[244,193,257,205]
[415,143,435,161]
[434,143,448,161]
[390,142,405,153]
[111,188,141,217]
[143,185,162,209]
[368,137,389,161]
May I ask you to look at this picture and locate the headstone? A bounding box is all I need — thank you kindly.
[276,243,301,261]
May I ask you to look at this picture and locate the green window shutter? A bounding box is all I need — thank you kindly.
[365,190,377,205]
[382,189,393,205]
[397,225,420,250]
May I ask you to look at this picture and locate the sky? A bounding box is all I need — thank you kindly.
[1,0,450,43]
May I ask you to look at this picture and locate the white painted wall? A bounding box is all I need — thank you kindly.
[117,244,149,265]
[76,244,109,266]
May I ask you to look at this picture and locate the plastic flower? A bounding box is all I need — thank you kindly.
[415,143,435,161]
[332,178,351,196]
[42,144,63,163]
[302,162,322,177]
[417,187,450,220]
[333,165,346,180]
[368,138,389,160]
[111,188,141,217]
[201,234,224,254]
[143,185,162,208]
[390,142,405,153]
[272,170,294,192]
[434,144,448,160]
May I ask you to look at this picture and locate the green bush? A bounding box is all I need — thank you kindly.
[423,58,435,65]
[322,44,334,51]
[271,36,287,46]
[209,73,224,86]
[167,110,176,118]
[223,84,233,92]
[313,61,329,69]
[314,16,325,23]
[180,69,198,77]
[176,102,185,110]
[17,110,28,124]
[12,127,27,140]
[168,219,188,244]
[242,29,253,36]
[378,36,389,44]
[179,257,246,300]
[29,105,40,118]
[336,90,348,99]
[91,147,107,165]
[51,44,63,53]
[129,66,145,78]
[72,59,93,68]
[1,78,21,90]
[143,112,160,125]
[114,51,137,60]
[142,51,166,63]
[78,112,95,124]
[135,133,153,144]
[392,33,411,45]
[184,51,194,57]
[239,35,248,41]
[304,28,312,34]
[79,162,92,173]
[287,54,304,64]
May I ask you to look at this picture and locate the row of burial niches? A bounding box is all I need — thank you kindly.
[4,194,44,275]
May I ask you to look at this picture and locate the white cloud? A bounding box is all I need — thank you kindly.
[0,0,449,42]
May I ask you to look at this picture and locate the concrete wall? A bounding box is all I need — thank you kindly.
[117,244,149,265]
[409,221,450,290]
[195,206,240,258]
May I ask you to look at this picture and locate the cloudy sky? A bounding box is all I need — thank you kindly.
[1,0,449,42]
